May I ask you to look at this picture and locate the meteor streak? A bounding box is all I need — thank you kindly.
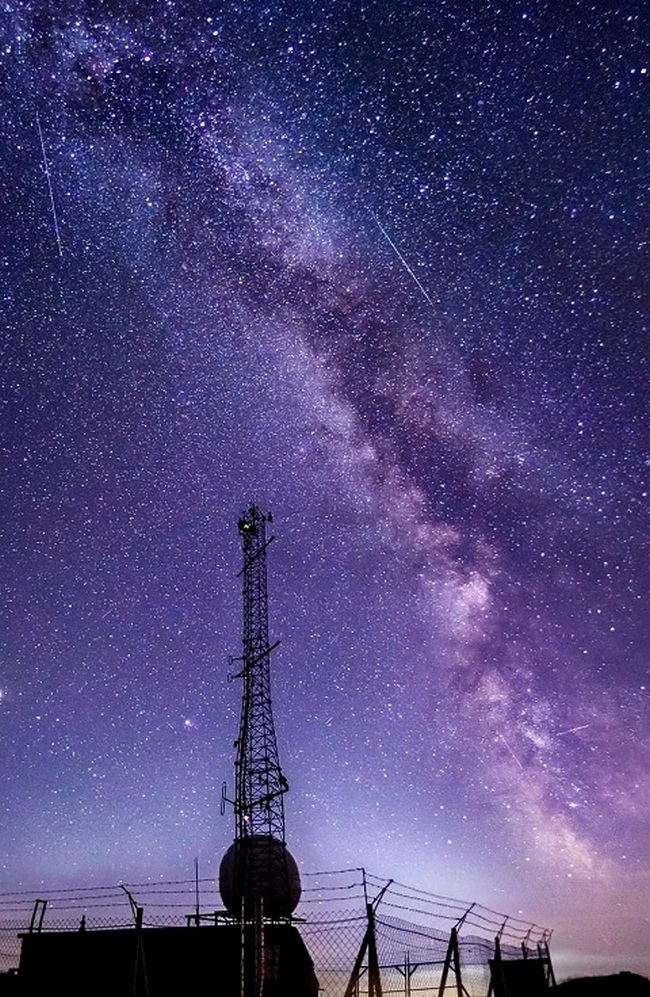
[498,732,525,770]
[36,111,63,257]
[371,214,434,305]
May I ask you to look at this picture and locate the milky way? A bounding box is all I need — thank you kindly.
[0,0,648,980]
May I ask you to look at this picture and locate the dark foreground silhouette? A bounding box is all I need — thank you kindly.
[554,971,650,995]
[5,922,318,997]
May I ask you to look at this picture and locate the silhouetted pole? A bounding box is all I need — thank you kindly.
[437,927,464,997]
[366,899,383,997]
[396,951,418,997]
[438,905,474,997]
[133,906,149,997]
[488,935,504,997]
[539,936,556,988]
[343,922,370,997]
[344,877,391,997]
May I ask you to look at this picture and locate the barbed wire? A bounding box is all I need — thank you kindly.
[0,867,553,994]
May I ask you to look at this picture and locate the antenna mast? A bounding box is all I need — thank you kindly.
[219,505,301,923]
[235,505,287,842]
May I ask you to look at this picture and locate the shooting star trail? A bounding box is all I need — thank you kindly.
[498,733,525,771]
[36,111,63,258]
[371,214,434,306]
[556,724,591,736]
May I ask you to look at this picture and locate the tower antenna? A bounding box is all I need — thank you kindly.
[219,505,301,923]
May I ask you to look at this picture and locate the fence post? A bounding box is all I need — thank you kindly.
[438,908,473,997]
[344,878,391,997]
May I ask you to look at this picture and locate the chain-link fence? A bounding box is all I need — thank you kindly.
[299,870,552,997]
[0,869,552,996]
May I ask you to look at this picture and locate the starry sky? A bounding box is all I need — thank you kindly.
[0,0,648,982]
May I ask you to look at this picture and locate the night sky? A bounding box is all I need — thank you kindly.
[1,0,648,981]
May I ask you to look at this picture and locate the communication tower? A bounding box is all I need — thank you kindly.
[219,505,301,922]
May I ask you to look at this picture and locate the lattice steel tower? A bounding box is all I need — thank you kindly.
[219,505,301,921]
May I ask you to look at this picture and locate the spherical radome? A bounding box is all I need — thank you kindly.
[219,836,302,918]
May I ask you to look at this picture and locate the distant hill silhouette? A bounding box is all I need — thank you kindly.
[554,972,650,995]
